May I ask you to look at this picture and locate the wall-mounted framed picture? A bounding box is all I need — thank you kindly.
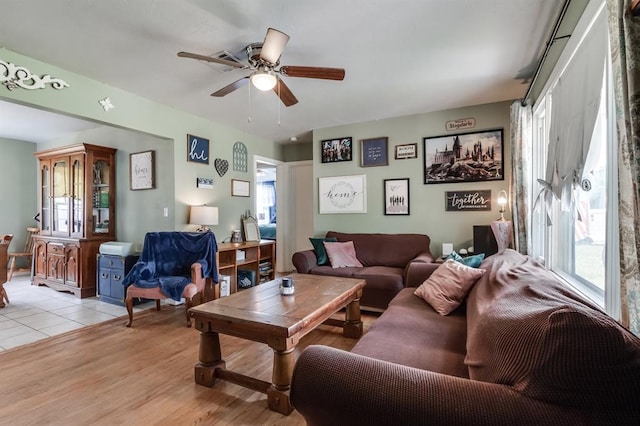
[231,179,250,197]
[129,150,155,190]
[423,128,504,184]
[361,137,389,167]
[318,174,367,214]
[394,143,417,160]
[445,190,492,211]
[196,177,214,189]
[321,137,353,163]
[186,134,209,164]
[384,178,410,215]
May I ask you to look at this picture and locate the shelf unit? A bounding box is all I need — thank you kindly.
[217,240,276,294]
[33,143,117,298]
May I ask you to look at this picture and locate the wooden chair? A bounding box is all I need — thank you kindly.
[1,235,13,307]
[7,227,39,281]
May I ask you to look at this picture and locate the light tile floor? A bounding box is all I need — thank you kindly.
[0,274,154,351]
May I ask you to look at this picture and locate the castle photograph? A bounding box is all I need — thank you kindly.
[423,129,503,184]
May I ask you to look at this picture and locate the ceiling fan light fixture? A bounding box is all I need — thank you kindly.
[251,67,277,91]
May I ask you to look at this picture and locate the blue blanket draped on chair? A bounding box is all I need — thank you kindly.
[122,231,218,301]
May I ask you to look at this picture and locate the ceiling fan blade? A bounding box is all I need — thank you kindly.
[280,66,345,81]
[211,77,249,97]
[178,51,246,69]
[260,28,290,64]
[273,78,298,107]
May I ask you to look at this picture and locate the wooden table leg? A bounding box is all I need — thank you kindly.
[194,330,225,387]
[267,346,295,415]
[343,292,363,338]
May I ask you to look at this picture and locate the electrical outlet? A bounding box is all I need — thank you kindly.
[163,207,168,217]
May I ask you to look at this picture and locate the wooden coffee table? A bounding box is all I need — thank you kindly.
[189,273,366,415]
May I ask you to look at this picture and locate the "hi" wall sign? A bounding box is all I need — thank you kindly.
[187,134,210,165]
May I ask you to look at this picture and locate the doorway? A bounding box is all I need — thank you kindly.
[255,159,278,241]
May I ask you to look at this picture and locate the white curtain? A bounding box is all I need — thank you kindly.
[509,101,532,254]
[545,13,608,211]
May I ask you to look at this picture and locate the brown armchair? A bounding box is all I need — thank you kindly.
[122,231,218,327]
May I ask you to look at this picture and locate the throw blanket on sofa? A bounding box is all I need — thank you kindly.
[122,231,218,301]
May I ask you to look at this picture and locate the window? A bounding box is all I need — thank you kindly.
[530,1,618,315]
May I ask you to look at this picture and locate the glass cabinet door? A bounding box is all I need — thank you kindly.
[40,161,51,234]
[52,159,69,235]
[92,159,111,235]
[70,156,84,237]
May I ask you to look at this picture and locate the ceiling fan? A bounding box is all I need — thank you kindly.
[178,27,345,107]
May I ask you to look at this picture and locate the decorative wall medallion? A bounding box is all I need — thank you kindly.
[215,158,229,177]
[0,59,69,91]
[233,141,248,172]
[98,97,114,111]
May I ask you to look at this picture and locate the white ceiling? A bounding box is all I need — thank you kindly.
[0,0,563,145]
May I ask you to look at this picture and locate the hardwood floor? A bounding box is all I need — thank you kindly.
[0,304,377,425]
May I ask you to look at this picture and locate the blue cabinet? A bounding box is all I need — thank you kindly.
[97,254,139,306]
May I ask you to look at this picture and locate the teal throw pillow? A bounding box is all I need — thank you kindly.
[460,253,485,268]
[309,237,338,265]
[445,251,464,262]
[446,251,485,268]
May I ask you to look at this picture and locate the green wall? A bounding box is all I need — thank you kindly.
[0,47,282,247]
[0,138,37,253]
[0,47,513,256]
[282,142,313,162]
[312,101,512,257]
[41,127,175,246]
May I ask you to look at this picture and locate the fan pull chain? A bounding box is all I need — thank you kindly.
[277,79,281,126]
[247,80,252,123]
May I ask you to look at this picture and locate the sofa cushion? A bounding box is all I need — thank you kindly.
[352,266,403,290]
[309,237,337,265]
[465,249,640,410]
[307,265,358,278]
[326,231,431,268]
[414,259,485,315]
[352,288,470,377]
[324,241,363,268]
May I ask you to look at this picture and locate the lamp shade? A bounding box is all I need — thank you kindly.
[189,205,219,226]
[497,190,508,210]
[497,190,508,221]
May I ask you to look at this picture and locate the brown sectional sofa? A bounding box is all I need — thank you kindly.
[290,249,640,425]
[292,231,439,311]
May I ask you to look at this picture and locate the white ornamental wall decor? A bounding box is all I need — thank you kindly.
[0,59,69,91]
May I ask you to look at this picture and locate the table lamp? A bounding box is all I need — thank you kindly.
[497,190,508,221]
[189,205,219,232]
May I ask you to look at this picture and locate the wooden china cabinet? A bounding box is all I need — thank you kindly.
[33,143,117,298]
